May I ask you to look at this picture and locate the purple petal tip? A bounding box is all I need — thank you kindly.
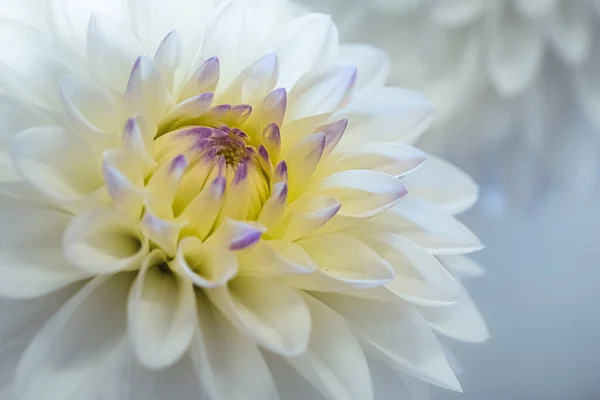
[229,229,263,251]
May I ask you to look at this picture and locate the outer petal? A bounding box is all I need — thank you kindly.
[0,285,82,392]
[172,235,238,288]
[207,275,311,357]
[128,250,196,369]
[286,294,374,400]
[335,87,434,149]
[371,196,483,255]
[87,14,147,92]
[400,156,478,215]
[318,294,462,392]
[190,292,278,400]
[64,208,149,274]
[338,44,389,89]
[270,13,339,89]
[0,201,88,299]
[286,63,357,122]
[290,234,395,291]
[310,170,408,218]
[10,126,104,203]
[14,274,133,400]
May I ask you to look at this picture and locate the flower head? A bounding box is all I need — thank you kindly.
[0,0,487,399]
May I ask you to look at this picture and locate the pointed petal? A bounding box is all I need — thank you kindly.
[359,233,462,307]
[330,143,427,177]
[15,274,133,400]
[208,275,311,356]
[400,156,478,215]
[281,195,341,242]
[290,234,395,291]
[418,284,490,344]
[172,236,238,288]
[287,294,374,400]
[318,294,462,392]
[190,293,278,400]
[0,204,87,299]
[371,197,483,255]
[87,14,147,92]
[59,75,121,144]
[128,250,196,369]
[10,126,104,202]
[239,239,317,276]
[339,44,389,89]
[335,87,433,149]
[64,208,149,274]
[125,56,169,129]
[287,63,357,122]
[271,14,339,89]
[310,170,408,218]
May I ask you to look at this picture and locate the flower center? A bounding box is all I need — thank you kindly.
[150,101,275,223]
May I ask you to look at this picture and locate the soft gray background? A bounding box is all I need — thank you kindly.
[434,200,600,400]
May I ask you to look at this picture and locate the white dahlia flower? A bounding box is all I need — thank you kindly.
[0,0,488,399]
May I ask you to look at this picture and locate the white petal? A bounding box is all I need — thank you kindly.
[0,286,82,391]
[15,274,133,400]
[190,292,278,400]
[290,234,395,291]
[87,14,147,92]
[271,13,339,89]
[140,204,186,257]
[287,294,374,400]
[338,44,389,89]
[283,133,326,199]
[401,156,478,215]
[418,285,489,344]
[0,203,88,299]
[287,62,357,122]
[329,143,427,177]
[335,87,433,149]
[103,353,204,400]
[128,250,196,369]
[372,196,483,255]
[153,30,182,91]
[64,207,149,274]
[125,56,169,130]
[10,126,104,202]
[0,43,73,111]
[439,255,485,280]
[239,239,317,276]
[359,233,462,307]
[59,75,121,144]
[48,0,130,55]
[172,235,238,288]
[318,294,462,392]
[129,0,210,73]
[202,0,260,89]
[310,170,408,218]
[0,92,52,147]
[281,195,341,242]
[208,275,311,356]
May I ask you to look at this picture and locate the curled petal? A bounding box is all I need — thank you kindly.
[64,208,148,274]
[208,275,311,357]
[289,234,395,291]
[172,236,238,288]
[128,250,196,369]
[310,170,408,218]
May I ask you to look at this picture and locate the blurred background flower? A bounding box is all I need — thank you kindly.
[298,0,600,399]
[302,0,600,210]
